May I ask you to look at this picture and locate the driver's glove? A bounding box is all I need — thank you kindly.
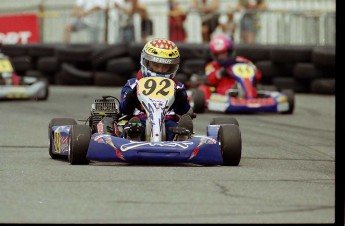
[125,86,140,110]
[174,88,187,106]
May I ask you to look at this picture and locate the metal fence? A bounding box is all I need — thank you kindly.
[0,0,336,45]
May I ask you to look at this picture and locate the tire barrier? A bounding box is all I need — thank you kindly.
[1,43,335,95]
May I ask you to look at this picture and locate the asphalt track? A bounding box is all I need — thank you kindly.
[0,86,336,223]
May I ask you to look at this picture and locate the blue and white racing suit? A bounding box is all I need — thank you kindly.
[120,70,191,141]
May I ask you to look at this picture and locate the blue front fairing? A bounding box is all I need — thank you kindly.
[224,93,289,113]
[225,102,278,113]
[86,133,223,166]
[51,125,72,156]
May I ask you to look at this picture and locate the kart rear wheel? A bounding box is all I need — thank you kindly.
[69,125,91,165]
[218,124,242,166]
[281,89,295,114]
[210,117,239,126]
[48,118,77,159]
[191,89,205,113]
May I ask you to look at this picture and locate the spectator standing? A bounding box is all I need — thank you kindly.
[211,4,236,41]
[192,0,220,43]
[113,0,152,43]
[168,0,187,42]
[113,0,136,43]
[236,0,267,44]
[136,2,153,42]
[63,0,107,43]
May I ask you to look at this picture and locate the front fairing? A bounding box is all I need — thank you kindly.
[86,133,223,166]
[50,125,72,156]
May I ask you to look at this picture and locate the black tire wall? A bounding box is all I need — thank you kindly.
[1,43,335,95]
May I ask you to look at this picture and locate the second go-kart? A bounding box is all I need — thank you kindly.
[48,77,242,166]
[189,62,294,114]
[0,53,49,101]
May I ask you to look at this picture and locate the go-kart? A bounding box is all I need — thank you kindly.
[189,62,294,114]
[0,53,49,100]
[48,77,242,166]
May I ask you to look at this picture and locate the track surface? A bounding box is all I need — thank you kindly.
[0,86,335,223]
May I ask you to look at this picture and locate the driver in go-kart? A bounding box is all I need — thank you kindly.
[199,33,262,100]
[120,38,193,141]
[0,43,20,86]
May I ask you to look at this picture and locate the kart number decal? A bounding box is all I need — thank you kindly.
[0,59,14,72]
[138,77,174,99]
[232,63,255,79]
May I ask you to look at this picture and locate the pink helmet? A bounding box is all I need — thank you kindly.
[209,34,235,67]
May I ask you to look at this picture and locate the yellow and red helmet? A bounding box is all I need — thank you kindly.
[140,38,180,79]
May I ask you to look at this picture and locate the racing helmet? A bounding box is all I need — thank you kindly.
[140,38,180,79]
[209,34,235,67]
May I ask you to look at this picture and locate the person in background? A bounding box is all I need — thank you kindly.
[200,33,262,99]
[63,0,107,43]
[0,42,20,86]
[120,38,193,141]
[236,0,267,44]
[114,0,152,43]
[113,0,136,43]
[137,2,153,42]
[211,4,236,41]
[168,0,187,42]
[192,0,220,43]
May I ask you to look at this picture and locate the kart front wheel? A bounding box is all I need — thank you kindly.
[210,117,239,126]
[218,124,242,166]
[48,118,77,159]
[69,125,91,165]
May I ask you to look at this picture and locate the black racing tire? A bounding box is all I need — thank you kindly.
[292,63,323,80]
[55,44,94,62]
[210,117,239,127]
[69,125,91,165]
[191,89,205,113]
[25,70,43,78]
[281,89,295,114]
[181,59,206,76]
[1,44,29,57]
[312,45,335,69]
[106,57,136,76]
[270,45,313,64]
[218,124,242,166]
[28,43,56,57]
[37,56,60,73]
[11,56,34,72]
[91,43,129,70]
[235,44,271,63]
[310,78,335,95]
[48,118,77,159]
[93,72,128,87]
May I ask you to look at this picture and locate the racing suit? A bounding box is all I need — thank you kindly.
[201,56,262,99]
[120,70,191,141]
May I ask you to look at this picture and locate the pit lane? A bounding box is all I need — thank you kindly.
[0,86,336,223]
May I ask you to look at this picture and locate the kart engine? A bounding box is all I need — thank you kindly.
[89,96,121,135]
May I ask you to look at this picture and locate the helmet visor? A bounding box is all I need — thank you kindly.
[146,60,178,75]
